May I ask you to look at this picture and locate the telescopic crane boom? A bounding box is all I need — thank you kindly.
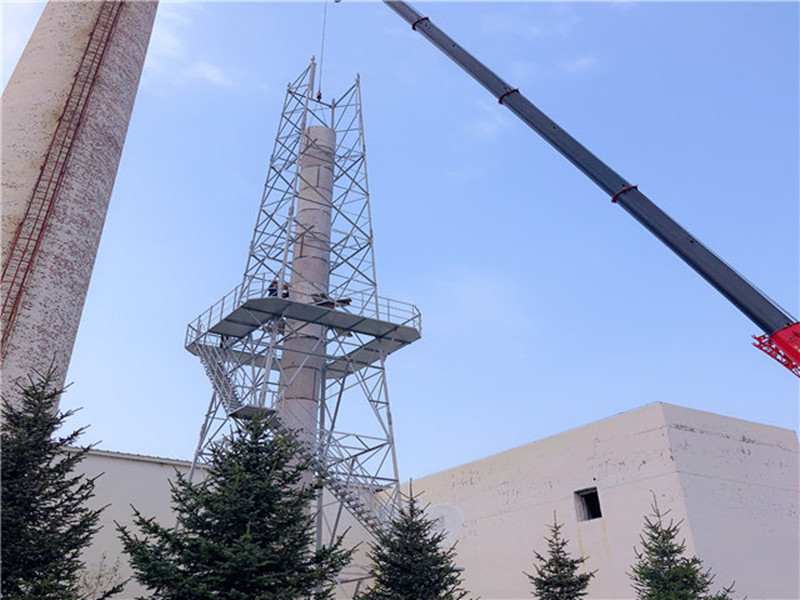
[383,0,800,377]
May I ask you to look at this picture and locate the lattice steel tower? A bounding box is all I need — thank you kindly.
[185,60,420,555]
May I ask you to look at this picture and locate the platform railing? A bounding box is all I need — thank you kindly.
[186,274,421,348]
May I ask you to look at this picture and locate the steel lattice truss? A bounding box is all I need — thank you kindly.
[185,61,421,552]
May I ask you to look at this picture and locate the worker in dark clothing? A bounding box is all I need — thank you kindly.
[268,279,278,297]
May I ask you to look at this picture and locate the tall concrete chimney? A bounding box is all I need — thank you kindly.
[1,1,157,405]
[278,126,336,450]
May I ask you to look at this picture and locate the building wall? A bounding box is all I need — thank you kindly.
[79,450,194,599]
[406,403,798,600]
[80,450,376,599]
[661,403,799,600]
[78,404,798,599]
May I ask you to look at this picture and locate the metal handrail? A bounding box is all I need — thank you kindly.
[186,274,421,347]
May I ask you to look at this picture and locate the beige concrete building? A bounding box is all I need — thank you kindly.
[78,450,194,599]
[409,402,798,600]
[81,402,798,599]
[80,449,375,599]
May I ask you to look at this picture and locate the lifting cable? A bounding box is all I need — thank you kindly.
[317,0,330,100]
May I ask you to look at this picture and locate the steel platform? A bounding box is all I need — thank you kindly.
[186,296,420,377]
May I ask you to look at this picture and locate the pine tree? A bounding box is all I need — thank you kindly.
[358,491,471,600]
[118,416,352,600]
[525,516,596,600]
[629,499,735,600]
[1,372,122,600]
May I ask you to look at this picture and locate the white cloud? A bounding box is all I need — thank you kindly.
[142,3,235,90]
[143,3,189,74]
[463,98,512,142]
[508,59,546,86]
[480,4,580,40]
[381,25,410,38]
[610,0,639,11]
[559,55,599,74]
[181,61,234,88]
[1,1,46,88]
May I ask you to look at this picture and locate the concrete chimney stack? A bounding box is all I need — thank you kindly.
[278,126,336,448]
[1,1,157,405]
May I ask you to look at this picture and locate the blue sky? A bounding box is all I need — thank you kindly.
[3,1,798,480]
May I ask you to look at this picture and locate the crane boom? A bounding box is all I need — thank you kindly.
[383,0,800,377]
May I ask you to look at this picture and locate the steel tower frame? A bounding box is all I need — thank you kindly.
[185,60,420,555]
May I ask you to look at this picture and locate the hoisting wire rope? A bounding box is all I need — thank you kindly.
[317,0,330,100]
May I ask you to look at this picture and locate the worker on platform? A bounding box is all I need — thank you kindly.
[268,279,278,297]
[282,283,290,299]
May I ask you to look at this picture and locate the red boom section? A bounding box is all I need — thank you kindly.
[753,323,800,377]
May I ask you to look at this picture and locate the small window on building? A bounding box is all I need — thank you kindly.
[574,487,602,521]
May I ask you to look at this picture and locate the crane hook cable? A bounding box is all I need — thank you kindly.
[318,0,330,100]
